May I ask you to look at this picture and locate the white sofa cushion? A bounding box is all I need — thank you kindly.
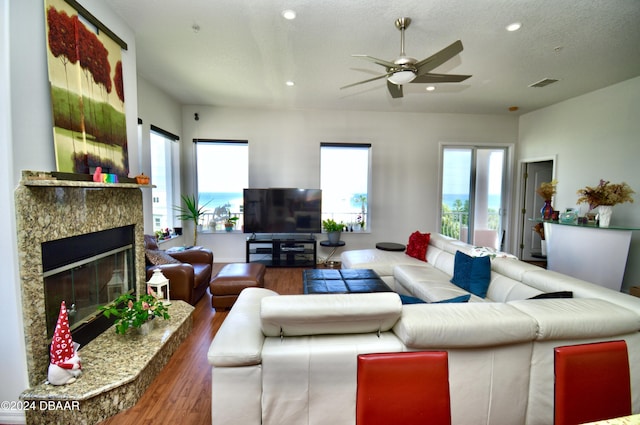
[261,332,403,425]
[490,257,543,281]
[393,302,538,348]
[260,292,402,337]
[340,248,424,277]
[522,269,640,316]
[394,264,478,302]
[509,298,640,340]
[486,272,543,302]
[429,233,473,255]
[208,287,277,367]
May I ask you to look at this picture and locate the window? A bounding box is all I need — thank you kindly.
[439,146,508,249]
[320,143,371,232]
[195,140,248,232]
[150,126,180,233]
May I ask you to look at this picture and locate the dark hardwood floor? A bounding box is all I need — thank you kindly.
[99,264,303,425]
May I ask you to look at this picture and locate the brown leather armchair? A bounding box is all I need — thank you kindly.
[144,235,213,305]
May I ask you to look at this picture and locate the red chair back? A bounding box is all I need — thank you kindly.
[356,351,451,425]
[554,340,631,425]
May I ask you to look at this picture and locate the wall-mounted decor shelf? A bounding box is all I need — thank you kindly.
[21,170,155,188]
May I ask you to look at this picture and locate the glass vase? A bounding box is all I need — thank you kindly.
[540,200,553,220]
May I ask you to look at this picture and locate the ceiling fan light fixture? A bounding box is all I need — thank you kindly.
[388,70,416,85]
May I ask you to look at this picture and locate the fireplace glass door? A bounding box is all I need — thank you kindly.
[44,245,135,337]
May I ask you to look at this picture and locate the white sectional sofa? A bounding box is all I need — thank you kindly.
[208,233,640,425]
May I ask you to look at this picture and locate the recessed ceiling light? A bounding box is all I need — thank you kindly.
[285,81,295,87]
[506,22,522,32]
[426,86,436,92]
[282,10,296,20]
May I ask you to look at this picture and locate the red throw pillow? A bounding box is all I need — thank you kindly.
[405,231,430,262]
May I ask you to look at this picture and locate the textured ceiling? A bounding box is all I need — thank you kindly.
[103,0,640,115]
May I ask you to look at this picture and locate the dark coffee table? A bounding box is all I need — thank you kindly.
[302,269,392,294]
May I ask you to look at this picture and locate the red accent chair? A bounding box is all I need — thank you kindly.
[356,351,451,425]
[554,340,632,425]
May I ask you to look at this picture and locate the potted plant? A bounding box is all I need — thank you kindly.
[100,292,170,335]
[322,218,344,244]
[576,180,634,227]
[224,216,239,232]
[173,194,211,245]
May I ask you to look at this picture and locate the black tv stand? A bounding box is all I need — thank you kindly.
[246,234,317,268]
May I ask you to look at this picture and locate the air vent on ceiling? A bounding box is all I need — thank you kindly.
[529,78,559,88]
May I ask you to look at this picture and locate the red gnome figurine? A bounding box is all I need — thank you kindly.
[47,301,82,385]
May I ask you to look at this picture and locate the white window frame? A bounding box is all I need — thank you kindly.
[150,125,180,234]
[194,139,249,233]
[320,143,371,233]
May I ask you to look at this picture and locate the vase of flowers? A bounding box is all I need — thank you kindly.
[576,180,634,227]
[100,292,170,335]
[536,180,557,220]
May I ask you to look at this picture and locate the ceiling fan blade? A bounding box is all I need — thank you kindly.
[352,54,397,69]
[340,72,393,90]
[411,73,471,84]
[415,40,464,75]
[387,80,403,98]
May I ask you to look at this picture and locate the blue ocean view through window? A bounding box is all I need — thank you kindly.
[442,193,501,210]
[199,192,243,213]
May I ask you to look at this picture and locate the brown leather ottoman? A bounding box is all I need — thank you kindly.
[210,263,266,310]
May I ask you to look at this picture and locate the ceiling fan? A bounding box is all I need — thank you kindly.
[341,17,472,98]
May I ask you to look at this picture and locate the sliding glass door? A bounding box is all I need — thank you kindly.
[440,146,507,249]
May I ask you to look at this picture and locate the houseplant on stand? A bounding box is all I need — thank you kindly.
[174,194,211,245]
[322,218,344,244]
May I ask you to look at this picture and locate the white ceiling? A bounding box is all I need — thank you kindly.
[103,0,640,115]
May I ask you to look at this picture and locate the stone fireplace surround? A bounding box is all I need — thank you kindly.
[16,171,194,424]
[15,171,147,386]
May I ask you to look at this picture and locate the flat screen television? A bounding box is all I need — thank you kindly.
[243,188,322,234]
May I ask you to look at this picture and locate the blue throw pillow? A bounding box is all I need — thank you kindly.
[399,294,427,304]
[450,251,491,298]
[433,294,471,303]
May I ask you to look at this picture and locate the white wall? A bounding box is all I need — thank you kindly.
[137,76,183,235]
[180,105,519,262]
[518,76,640,292]
[1,0,28,423]
[2,0,138,422]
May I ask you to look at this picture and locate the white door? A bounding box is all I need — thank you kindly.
[520,160,553,260]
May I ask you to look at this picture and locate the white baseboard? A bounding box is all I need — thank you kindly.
[0,410,26,424]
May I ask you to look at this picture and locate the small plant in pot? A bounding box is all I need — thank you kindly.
[322,218,344,244]
[100,292,170,335]
[224,216,239,232]
[173,194,211,245]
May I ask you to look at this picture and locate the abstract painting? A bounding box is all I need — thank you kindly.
[44,0,128,176]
